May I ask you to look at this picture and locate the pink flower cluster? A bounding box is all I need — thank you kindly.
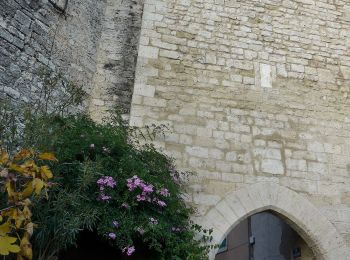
[97,176,117,201]
[127,175,153,192]
[123,246,135,256]
[126,176,170,208]
[97,176,117,189]
[127,175,154,202]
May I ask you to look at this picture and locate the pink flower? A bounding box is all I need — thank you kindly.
[100,194,112,201]
[127,177,138,191]
[127,246,135,256]
[157,200,166,207]
[159,188,170,197]
[134,178,141,186]
[108,233,116,239]
[136,194,146,201]
[112,221,119,228]
[97,176,117,188]
[141,184,154,193]
[123,246,135,256]
[150,217,158,225]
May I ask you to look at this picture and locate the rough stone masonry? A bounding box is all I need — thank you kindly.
[128,0,350,258]
[2,0,350,259]
[0,0,143,114]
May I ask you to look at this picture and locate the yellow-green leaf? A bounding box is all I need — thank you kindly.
[0,222,11,236]
[33,179,44,195]
[0,236,20,255]
[40,166,53,180]
[20,182,34,199]
[38,152,57,161]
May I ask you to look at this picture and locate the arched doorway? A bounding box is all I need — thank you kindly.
[215,211,315,260]
[193,182,349,260]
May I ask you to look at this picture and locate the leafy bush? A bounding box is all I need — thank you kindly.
[0,68,213,259]
[31,115,213,260]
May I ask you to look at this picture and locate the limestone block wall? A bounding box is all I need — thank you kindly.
[0,0,105,104]
[129,0,350,255]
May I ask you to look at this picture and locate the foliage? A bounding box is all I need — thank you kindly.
[0,67,214,259]
[31,115,214,260]
[0,149,56,259]
[0,67,87,152]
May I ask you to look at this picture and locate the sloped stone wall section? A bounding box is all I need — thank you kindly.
[130,0,350,256]
[89,0,144,121]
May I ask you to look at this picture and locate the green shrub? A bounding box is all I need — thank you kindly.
[32,115,213,260]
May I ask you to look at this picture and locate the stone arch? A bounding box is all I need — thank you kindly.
[194,182,349,260]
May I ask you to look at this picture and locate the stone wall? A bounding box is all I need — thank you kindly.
[89,0,144,120]
[129,0,350,257]
[0,0,105,104]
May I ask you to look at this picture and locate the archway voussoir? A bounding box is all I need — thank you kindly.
[223,194,248,220]
[205,208,231,236]
[234,188,259,214]
[215,199,239,225]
